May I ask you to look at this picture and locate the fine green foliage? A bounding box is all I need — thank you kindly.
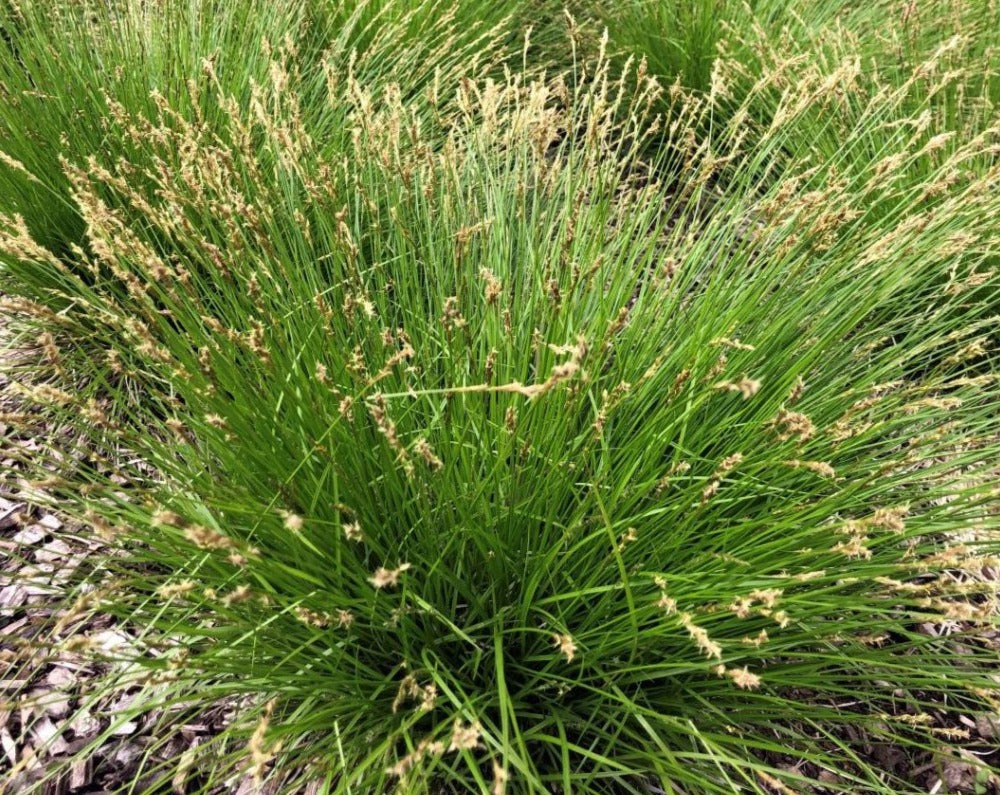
[600,0,1000,177]
[710,0,1000,173]
[0,0,563,403]
[0,0,555,263]
[590,0,848,94]
[1,2,999,794]
[598,0,1000,325]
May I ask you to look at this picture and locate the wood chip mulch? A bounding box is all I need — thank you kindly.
[0,320,263,793]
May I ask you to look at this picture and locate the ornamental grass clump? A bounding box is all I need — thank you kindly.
[0,0,555,321]
[708,0,1000,180]
[635,3,1000,339]
[2,17,1000,795]
[600,0,999,199]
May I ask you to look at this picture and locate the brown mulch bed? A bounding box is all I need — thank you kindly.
[0,314,303,793]
[0,321,245,793]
